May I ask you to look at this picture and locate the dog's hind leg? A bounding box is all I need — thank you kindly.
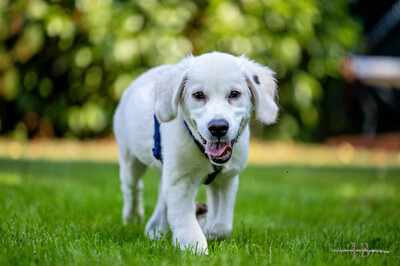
[119,152,147,225]
[145,172,168,239]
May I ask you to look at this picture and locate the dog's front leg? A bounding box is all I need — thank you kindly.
[205,175,239,240]
[163,172,208,254]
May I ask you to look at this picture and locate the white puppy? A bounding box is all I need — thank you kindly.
[113,52,278,253]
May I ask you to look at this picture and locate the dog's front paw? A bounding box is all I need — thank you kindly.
[206,223,232,240]
[173,232,208,254]
[145,227,165,240]
[145,218,168,240]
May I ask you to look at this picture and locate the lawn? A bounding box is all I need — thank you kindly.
[1,157,399,265]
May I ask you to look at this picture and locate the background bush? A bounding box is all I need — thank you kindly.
[0,0,361,140]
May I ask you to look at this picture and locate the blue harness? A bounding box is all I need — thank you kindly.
[152,115,222,185]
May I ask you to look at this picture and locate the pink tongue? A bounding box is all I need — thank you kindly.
[205,141,232,157]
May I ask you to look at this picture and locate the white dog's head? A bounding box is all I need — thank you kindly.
[155,52,278,165]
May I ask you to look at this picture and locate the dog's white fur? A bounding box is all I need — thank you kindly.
[113,52,278,253]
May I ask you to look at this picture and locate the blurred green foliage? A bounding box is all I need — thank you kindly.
[0,0,361,140]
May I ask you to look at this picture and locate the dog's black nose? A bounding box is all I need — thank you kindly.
[208,119,229,139]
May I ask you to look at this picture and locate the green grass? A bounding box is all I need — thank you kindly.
[1,157,399,265]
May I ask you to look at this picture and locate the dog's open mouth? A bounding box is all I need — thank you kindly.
[205,141,233,164]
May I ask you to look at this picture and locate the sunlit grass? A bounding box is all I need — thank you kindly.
[1,138,400,167]
[1,158,399,265]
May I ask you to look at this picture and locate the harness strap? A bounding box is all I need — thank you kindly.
[204,164,222,185]
[152,115,163,163]
[152,115,222,185]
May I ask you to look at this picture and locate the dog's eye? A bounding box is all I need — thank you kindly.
[229,90,241,99]
[193,91,205,100]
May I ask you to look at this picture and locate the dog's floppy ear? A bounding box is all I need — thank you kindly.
[237,55,278,124]
[155,56,192,122]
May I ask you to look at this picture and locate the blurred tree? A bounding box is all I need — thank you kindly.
[0,0,361,140]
